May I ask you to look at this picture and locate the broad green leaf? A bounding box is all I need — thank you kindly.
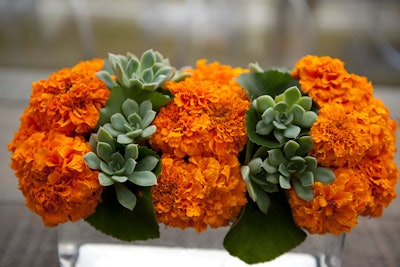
[223,193,307,264]
[85,187,160,241]
[237,70,300,101]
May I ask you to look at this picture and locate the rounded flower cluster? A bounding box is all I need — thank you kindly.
[8,59,109,226]
[150,60,249,231]
[288,55,398,235]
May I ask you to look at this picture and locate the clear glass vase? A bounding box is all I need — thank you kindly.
[58,220,345,267]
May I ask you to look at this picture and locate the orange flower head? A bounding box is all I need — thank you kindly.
[151,154,247,232]
[10,131,103,226]
[150,60,250,158]
[288,167,371,235]
[292,55,373,111]
[29,59,110,135]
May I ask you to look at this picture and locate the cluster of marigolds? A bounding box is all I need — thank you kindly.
[9,53,398,240]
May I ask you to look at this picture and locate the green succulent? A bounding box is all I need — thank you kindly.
[97,49,175,91]
[102,98,156,145]
[241,137,335,212]
[84,127,159,210]
[252,86,317,144]
[262,138,335,201]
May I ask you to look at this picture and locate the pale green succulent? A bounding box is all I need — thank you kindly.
[103,99,156,144]
[84,127,159,210]
[97,49,175,91]
[253,86,317,144]
[241,137,335,212]
[262,138,335,201]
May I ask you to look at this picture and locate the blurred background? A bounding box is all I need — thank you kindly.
[0,0,399,84]
[1,1,400,266]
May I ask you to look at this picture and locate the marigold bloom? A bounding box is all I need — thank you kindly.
[288,167,370,235]
[28,59,109,135]
[356,155,398,217]
[10,131,102,226]
[292,55,373,111]
[150,60,250,158]
[152,154,247,232]
[310,104,373,167]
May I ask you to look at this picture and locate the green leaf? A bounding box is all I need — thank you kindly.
[290,104,305,123]
[283,140,300,159]
[313,167,335,184]
[84,152,101,169]
[117,134,133,144]
[141,125,156,138]
[99,173,114,186]
[279,174,291,189]
[299,171,314,187]
[125,144,139,160]
[237,70,300,101]
[293,179,314,201]
[97,142,113,162]
[252,183,271,214]
[122,98,140,117]
[283,124,301,139]
[268,149,287,166]
[115,183,137,210]
[246,108,281,148]
[223,193,307,264]
[135,155,159,172]
[255,95,275,112]
[297,136,313,156]
[283,86,301,107]
[297,96,313,111]
[85,187,160,241]
[298,111,318,128]
[128,171,157,186]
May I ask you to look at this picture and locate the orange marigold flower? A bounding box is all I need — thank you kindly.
[310,99,397,168]
[356,155,398,217]
[292,55,373,111]
[151,154,247,232]
[150,60,250,158]
[310,104,373,167]
[28,59,109,135]
[288,167,370,235]
[10,131,103,226]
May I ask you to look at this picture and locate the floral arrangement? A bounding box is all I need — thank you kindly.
[8,50,398,264]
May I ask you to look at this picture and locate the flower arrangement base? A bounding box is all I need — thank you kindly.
[58,220,345,267]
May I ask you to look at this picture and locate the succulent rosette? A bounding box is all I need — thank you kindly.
[8,50,398,265]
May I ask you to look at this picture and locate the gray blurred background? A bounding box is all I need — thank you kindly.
[0,0,399,84]
[1,1,400,266]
